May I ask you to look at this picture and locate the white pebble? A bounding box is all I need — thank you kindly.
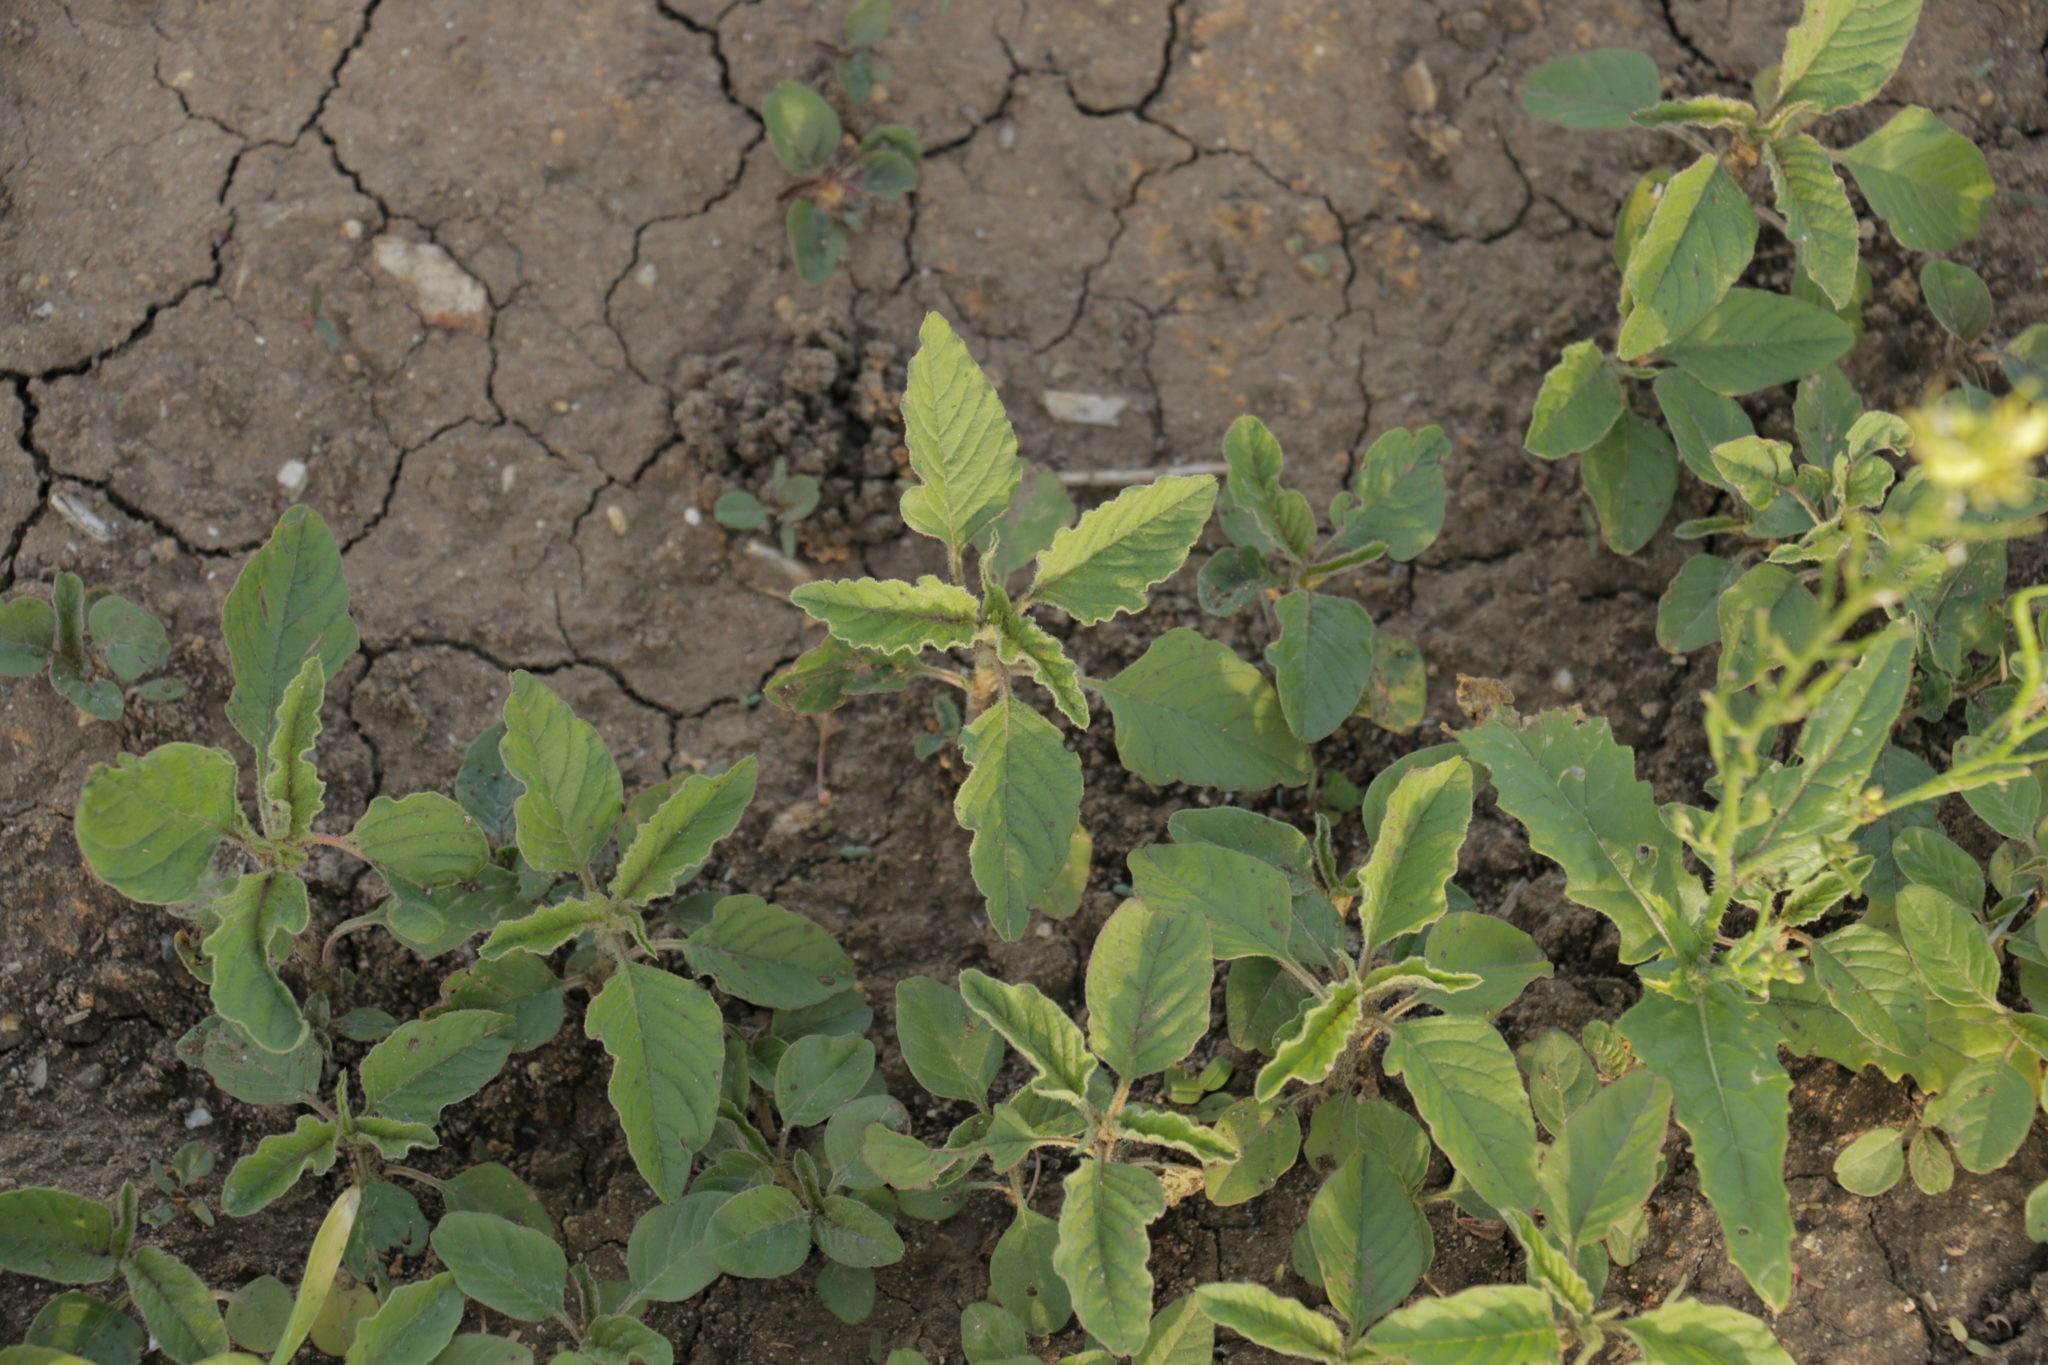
[636,263,658,287]
[500,464,517,493]
[1551,667,1575,694]
[185,1105,213,1129]
[683,506,703,526]
[277,459,308,493]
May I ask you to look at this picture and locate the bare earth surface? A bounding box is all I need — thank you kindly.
[4,1,2048,1361]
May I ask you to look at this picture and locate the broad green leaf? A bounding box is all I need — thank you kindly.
[1332,426,1448,561]
[1654,369,1753,490]
[1619,988,1794,1309]
[775,1034,876,1128]
[1256,981,1362,1102]
[1663,288,1856,395]
[2028,1180,2048,1241]
[427,1341,532,1365]
[788,576,979,657]
[1197,545,1276,616]
[1835,108,1992,251]
[1028,475,1217,624]
[1055,1160,1166,1357]
[1622,1300,1795,1365]
[961,1302,1030,1362]
[1657,554,1742,653]
[500,671,622,875]
[1306,1096,1430,1193]
[1581,412,1678,555]
[270,1185,359,1365]
[1960,763,2040,843]
[354,793,487,888]
[985,582,1087,727]
[1226,957,1313,1051]
[1542,1069,1671,1248]
[223,506,358,759]
[1362,1284,1561,1365]
[956,696,1083,939]
[1133,1295,1210,1365]
[1132,841,1297,963]
[785,199,845,282]
[76,744,241,906]
[361,1010,514,1125]
[1087,900,1211,1079]
[1357,627,1425,735]
[1461,711,1705,963]
[958,968,1097,1105]
[1798,925,2006,1090]
[610,758,756,904]
[1036,824,1092,920]
[2005,324,2048,396]
[178,1016,320,1107]
[979,462,1075,583]
[203,873,310,1054]
[1095,629,1310,790]
[431,1213,566,1322]
[900,314,1022,557]
[478,896,606,960]
[1193,1283,1343,1361]
[1617,156,1757,359]
[584,1316,673,1365]
[125,1248,229,1364]
[1520,50,1660,130]
[992,1209,1072,1335]
[1503,1208,1593,1317]
[27,1291,146,1364]
[1778,0,1921,111]
[1928,1057,2035,1173]
[220,1117,337,1216]
[1266,590,1377,743]
[1519,1031,1601,1140]
[811,1194,903,1267]
[259,657,325,843]
[0,1188,114,1283]
[1834,1127,1905,1194]
[440,1164,552,1235]
[896,976,1004,1106]
[0,594,55,675]
[1201,1098,1300,1205]
[1893,821,1981,911]
[1417,913,1552,1016]
[707,1185,810,1278]
[1921,259,1991,343]
[1383,1016,1541,1217]
[682,895,855,1010]
[1354,757,1472,951]
[351,1116,437,1161]
[344,1274,462,1365]
[1897,884,1999,1006]
[585,964,724,1199]
[1115,1104,1238,1163]
[1910,1127,1955,1193]
[765,636,920,713]
[763,81,841,175]
[1766,134,1858,309]
[628,1194,725,1302]
[1524,341,1623,459]
[455,722,519,844]
[1219,415,1314,558]
[1168,806,1313,890]
[1310,1153,1431,1331]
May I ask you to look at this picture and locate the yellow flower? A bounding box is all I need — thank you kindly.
[1905,393,2048,509]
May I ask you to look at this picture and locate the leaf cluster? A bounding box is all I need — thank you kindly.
[0,571,184,720]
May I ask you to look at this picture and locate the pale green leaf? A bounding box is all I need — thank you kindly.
[478,896,606,960]
[992,1209,1072,1336]
[500,671,622,875]
[202,873,310,1054]
[1362,1284,1561,1365]
[1622,1299,1795,1365]
[1354,756,1473,951]
[1662,288,1856,395]
[1617,156,1758,359]
[124,1248,229,1364]
[0,1188,114,1284]
[76,744,241,906]
[1581,411,1678,555]
[1833,1127,1905,1195]
[344,1274,463,1365]
[900,314,1022,556]
[1095,629,1310,790]
[681,895,856,1010]
[1521,50,1660,130]
[627,1192,725,1302]
[1542,1069,1671,1248]
[1219,415,1314,559]
[1835,107,1992,251]
[1657,554,1743,653]
[1193,1283,1343,1362]
[1266,590,1377,743]
[1256,981,1362,1103]
[812,1194,903,1268]
[1653,369,1753,490]
[1133,1295,1210,1365]
[789,576,979,657]
[1131,841,1297,964]
[611,757,756,904]
[220,1116,338,1216]
[774,1034,875,1128]
[1028,475,1217,624]
[584,964,725,1199]
[1056,1160,1167,1357]
[360,1009,514,1126]
[1619,988,1794,1310]
[895,976,1004,1107]
[1766,134,1859,309]
[431,1212,567,1322]
[985,582,1087,727]
[958,968,1097,1106]
[708,1186,810,1278]
[1383,1015,1541,1217]
[1778,0,1923,112]
[1087,899,1212,1079]
[260,657,325,844]
[1331,426,1448,561]
[1524,341,1623,459]
[1417,913,1552,1016]
[763,81,841,175]
[222,506,358,760]
[1928,1057,2035,1174]
[956,695,1083,939]
[1897,884,1999,1006]
[354,793,487,888]
[1114,1104,1239,1163]
[270,1185,359,1365]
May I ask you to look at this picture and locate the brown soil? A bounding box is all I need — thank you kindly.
[4,1,2048,1361]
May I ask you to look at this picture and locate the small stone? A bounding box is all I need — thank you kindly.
[1402,58,1438,114]
[341,219,364,240]
[500,464,518,493]
[683,505,703,527]
[1552,667,1575,694]
[185,1105,214,1129]
[0,1013,23,1052]
[371,235,491,334]
[276,459,309,494]
[75,1062,107,1089]
[997,123,1018,150]
[635,262,658,288]
[550,399,571,414]
[1042,390,1129,427]
[605,505,629,536]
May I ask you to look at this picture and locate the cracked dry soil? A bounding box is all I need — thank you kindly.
[4,0,2048,1360]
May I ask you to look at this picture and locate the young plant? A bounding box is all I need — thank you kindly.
[0,571,184,719]
[1518,0,1997,553]
[772,312,1318,940]
[143,1140,219,1230]
[714,456,822,559]
[767,1,921,286]
[1198,415,1447,742]
[1459,414,2048,1310]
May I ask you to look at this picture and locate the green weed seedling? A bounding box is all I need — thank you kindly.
[774,312,1329,941]
[1518,0,1997,553]
[0,571,184,719]
[142,1140,219,1230]
[1459,420,2048,1312]
[1198,415,1446,741]
[768,0,920,285]
[713,456,822,559]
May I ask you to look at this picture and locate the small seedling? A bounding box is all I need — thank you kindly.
[0,571,184,719]
[142,1140,218,1229]
[714,455,822,558]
